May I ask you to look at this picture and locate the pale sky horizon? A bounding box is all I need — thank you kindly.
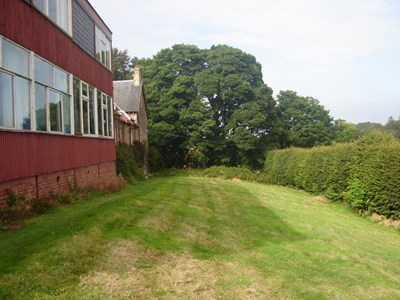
[90,0,400,124]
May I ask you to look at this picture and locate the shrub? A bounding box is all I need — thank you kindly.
[200,166,269,184]
[116,143,145,182]
[264,132,400,219]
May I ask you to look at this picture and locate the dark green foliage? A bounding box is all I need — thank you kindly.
[385,116,400,139]
[343,180,366,211]
[201,166,269,183]
[112,48,133,80]
[264,132,400,219]
[116,143,145,182]
[333,119,359,143]
[276,90,334,148]
[137,44,277,169]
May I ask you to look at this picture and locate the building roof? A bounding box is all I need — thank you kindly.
[113,80,143,112]
[114,103,138,127]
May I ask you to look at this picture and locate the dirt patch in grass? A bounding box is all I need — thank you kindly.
[232,178,242,183]
[371,213,385,221]
[79,240,273,299]
[313,196,327,201]
[79,241,158,298]
[379,219,400,229]
[370,213,400,229]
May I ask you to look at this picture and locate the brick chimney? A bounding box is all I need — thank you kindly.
[133,67,141,86]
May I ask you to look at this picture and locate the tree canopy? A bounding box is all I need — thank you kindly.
[275,90,334,148]
[113,44,395,170]
[135,44,277,169]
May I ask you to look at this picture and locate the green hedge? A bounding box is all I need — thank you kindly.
[264,132,400,219]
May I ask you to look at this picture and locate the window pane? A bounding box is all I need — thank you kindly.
[89,86,95,134]
[58,0,69,32]
[107,96,112,136]
[0,72,13,128]
[97,90,103,136]
[33,0,45,12]
[35,83,47,131]
[48,0,58,25]
[35,56,53,87]
[2,40,29,77]
[63,94,71,133]
[95,26,111,69]
[15,77,31,130]
[82,82,88,97]
[55,67,69,93]
[103,107,108,136]
[73,77,81,134]
[82,99,89,134]
[49,90,62,132]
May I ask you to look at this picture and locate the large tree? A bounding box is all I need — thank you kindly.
[112,48,132,80]
[276,90,334,148]
[139,44,277,168]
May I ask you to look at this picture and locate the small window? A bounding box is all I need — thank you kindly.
[49,90,62,132]
[0,71,14,128]
[97,90,103,136]
[95,26,111,69]
[63,94,71,133]
[33,0,71,35]
[2,39,29,77]
[107,96,112,136]
[15,77,31,130]
[35,56,53,87]
[73,77,81,134]
[35,83,47,131]
[89,86,95,135]
[55,67,69,93]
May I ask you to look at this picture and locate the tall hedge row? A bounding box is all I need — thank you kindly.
[264,132,400,219]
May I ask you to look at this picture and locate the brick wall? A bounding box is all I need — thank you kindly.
[0,162,120,206]
[75,165,100,189]
[37,170,75,199]
[0,177,36,206]
[99,161,119,188]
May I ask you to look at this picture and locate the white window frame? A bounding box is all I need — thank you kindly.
[0,38,33,130]
[33,54,72,135]
[95,26,111,70]
[32,0,72,36]
[1,36,112,139]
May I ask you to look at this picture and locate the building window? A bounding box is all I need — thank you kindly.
[0,36,110,138]
[15,77,31,130]
[34,55,71,134]
[35,83,47,131]
[2,39,29,77]
[0,39,31,130]
[0,71,14,128]
[98,92,113,137]
[74,79,96,135]
[95,26,111,69]
[73,77,112,137]
[49,89,62,132]
[32,0,71,35]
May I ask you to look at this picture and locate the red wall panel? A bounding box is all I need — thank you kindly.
[0,1,112,95]
[0,130,116,183]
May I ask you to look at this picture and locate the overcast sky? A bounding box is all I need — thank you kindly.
[91,0,400,124]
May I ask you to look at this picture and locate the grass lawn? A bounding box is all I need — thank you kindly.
[0,176,399,299]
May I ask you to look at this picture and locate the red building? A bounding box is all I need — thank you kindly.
[0,0,119,205]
